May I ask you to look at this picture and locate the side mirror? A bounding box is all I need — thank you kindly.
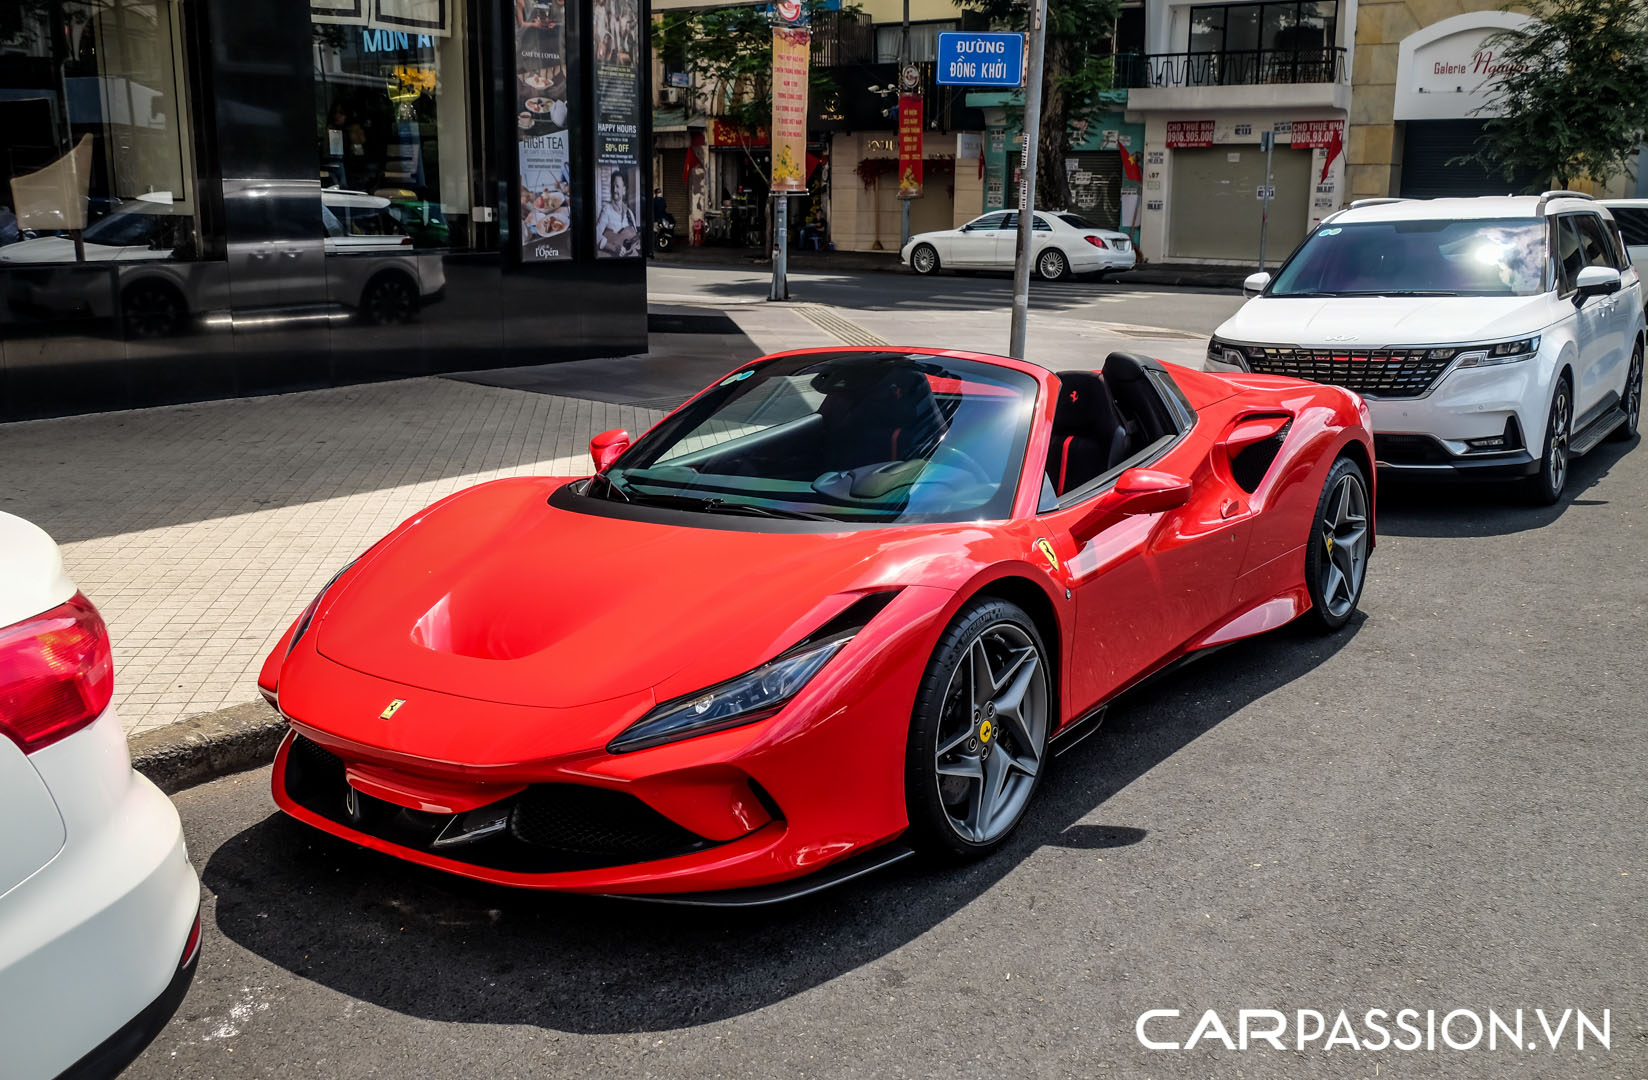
[589,428,631,473]
[1070,468,1192,543]
[1575,265,1622,303]
[1243,271,1272,298]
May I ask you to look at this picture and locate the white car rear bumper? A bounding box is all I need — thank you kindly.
[0,709,200,1080]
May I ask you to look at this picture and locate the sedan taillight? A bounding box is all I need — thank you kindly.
[0,592,114,754]
[1084,235,1109,249]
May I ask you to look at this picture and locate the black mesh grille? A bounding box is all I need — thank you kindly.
[1246,347,1456,398]
[280,734,712,871]
[510,784,708,860]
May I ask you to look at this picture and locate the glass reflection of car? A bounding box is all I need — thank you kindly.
[0,188,444,337]
[374,187,452,249]
[320,189,447,325]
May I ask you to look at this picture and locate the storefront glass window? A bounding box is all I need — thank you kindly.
[311,9,473,250]
[874,22,959,64]
[0,0,199,264]
[1187,2,1338,55]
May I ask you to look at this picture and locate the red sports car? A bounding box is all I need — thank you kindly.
[259,347,1374,902]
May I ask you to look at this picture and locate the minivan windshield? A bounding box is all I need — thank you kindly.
[1268,218,1549,297]
[596,352,1038,524]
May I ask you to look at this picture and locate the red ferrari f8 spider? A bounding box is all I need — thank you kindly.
[260,347,1375,902]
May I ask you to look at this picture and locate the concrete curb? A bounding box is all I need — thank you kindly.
[129,700,285,794]
[657,252,1246,290]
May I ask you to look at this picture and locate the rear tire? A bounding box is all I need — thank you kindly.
[122,280,188,339]
[905,598,1051,860]
[359,273,419,325]
[1036,248,1069,281]
[910,243,940,275]
[1609,341,1641,441]
[1303,456,1371,634]
[1523,376,1572,505]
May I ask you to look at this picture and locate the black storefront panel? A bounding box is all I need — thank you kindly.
[1398,119,1542,199]
[0,0,645,421]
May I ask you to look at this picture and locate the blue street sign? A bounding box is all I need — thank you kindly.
[935,32,1026,87]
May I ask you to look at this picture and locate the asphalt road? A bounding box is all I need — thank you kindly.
[649,263,1246,338]
[131,443,1646,1080]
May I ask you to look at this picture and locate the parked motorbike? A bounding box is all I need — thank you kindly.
[653,214,676,253]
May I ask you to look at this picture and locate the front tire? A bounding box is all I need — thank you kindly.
[905,598,1051,859]
[1303,456,1371,633]
[1609,342,1641,441]
[1524,376,1572,504]
[1036,248,1069,281]
[910,243,940,275]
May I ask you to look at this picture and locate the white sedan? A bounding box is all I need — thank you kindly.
[0,512,201,1079]
[901,210,1137,281]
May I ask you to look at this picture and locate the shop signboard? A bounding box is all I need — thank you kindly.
[770,8,811,194]
[935,32,1025,87]
[1165,120,1214,148]
[897,93,923,199]
[594,0,644,257]
[1289,120,1343,148]
[515,0,573,261]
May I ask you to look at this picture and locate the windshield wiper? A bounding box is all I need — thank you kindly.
[690,497,837,521]
[592,472,632,502]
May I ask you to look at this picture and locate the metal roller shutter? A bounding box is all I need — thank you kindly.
[1398,120,1542,198]
[660,149,691,224]
[1067,152,1123,228]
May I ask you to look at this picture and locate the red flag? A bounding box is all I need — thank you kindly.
[1118,141,1143,182]
[1320,126,1343,183]
[683,132,704,188]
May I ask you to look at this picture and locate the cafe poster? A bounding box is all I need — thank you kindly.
[897,94,923,199]
[516,0,572,261]
[593,0,643,257]
[770,20,810,193]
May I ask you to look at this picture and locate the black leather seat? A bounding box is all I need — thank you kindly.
[1048,371,1130,495]
[817,361,947,469]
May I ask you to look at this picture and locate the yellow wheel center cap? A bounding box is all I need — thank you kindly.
[978,719,993,744]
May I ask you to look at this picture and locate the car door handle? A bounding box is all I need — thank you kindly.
[249,250,269,260]
[283,250,302,259]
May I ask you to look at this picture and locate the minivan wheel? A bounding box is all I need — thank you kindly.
[1525,377,1572,505]
[1610,342,1641,441]
[360,274,418,325]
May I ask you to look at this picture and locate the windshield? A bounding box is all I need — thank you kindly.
[600,352,1038,524]
[1268,218,1549,297]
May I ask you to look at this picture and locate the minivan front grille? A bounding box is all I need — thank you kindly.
[1245,347,1457,398]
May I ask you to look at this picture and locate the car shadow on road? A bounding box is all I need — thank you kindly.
[1375,434,1639,539]
[200,618,1360,1036]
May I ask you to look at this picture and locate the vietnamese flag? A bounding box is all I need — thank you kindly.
[1119,141,1143,182]
[1320,126,1343,183]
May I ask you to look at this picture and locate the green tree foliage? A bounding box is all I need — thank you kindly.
[652,1,850,145]
[1472,0,1648,189]
[958,0,1120,209]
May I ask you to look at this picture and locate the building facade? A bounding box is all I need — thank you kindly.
[1121,0,1355,265]
[0,0,647,421]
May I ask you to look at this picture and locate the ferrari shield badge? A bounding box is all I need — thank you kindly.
[1035,538,1059,571]
[379,698,406,720]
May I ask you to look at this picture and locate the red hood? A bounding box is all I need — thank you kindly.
[313,477,972,711]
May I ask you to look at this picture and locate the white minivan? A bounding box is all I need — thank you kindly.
[1208,193,1644,503]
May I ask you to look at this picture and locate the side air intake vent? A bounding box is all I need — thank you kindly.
[1230,419,1292,493]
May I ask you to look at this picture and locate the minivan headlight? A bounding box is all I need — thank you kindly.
[1207,337,1250,371]
[1455,336,1540,369]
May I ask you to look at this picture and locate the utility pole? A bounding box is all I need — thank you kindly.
[1257,128,1274,272]
[899,0,911,252]
[1008,0,1048,360]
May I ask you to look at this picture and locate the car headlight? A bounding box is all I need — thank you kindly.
[1454,336,1540,369]
[608,635,849,753]
[288,561,355,654]
[1207,338,1250,371]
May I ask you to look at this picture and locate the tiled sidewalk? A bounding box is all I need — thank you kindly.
[0,378,661,734]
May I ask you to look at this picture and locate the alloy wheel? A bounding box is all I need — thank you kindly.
[1038,250,1065,280]
[912,245,936,274]
[1549,386,1571,496]
[933,622,1048,844]
[1627,350,1643,435]
[1318,471,1370,619]
[364,277,416,324]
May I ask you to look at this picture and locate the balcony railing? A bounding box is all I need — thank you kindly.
[811,10,875,68]
[1117,47,1347,89]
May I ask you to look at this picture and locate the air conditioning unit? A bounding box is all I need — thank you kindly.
[661,87,685,105]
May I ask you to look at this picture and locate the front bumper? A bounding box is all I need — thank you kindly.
[269,586,955,897]
[1364,360,1549,479]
